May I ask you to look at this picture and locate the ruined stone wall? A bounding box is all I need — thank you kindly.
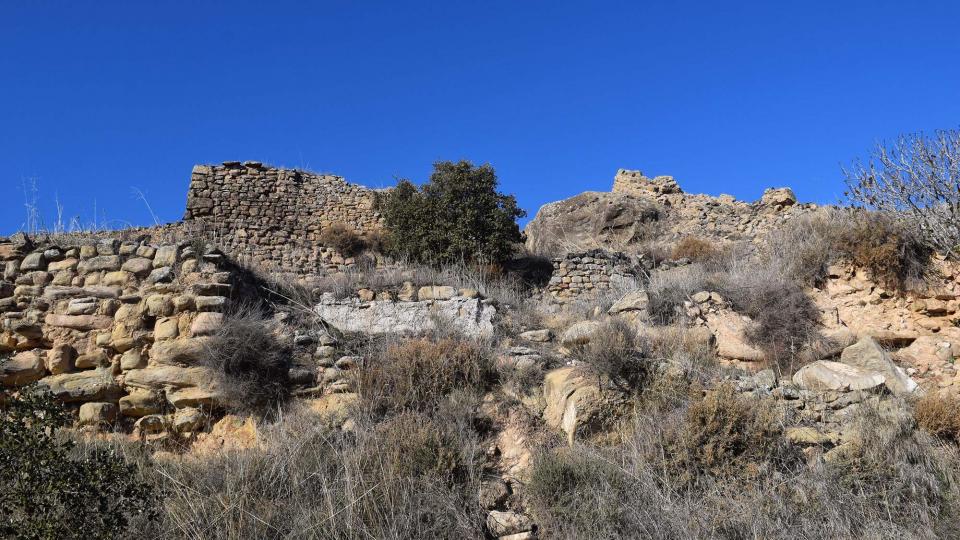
[0,235,239,436]
[546,250,640,299]
[184,161,384,274]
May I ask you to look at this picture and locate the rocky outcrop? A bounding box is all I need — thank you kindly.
[314,291,496,338]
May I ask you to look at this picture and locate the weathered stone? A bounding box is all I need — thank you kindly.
[195,296,228,312]
[417,285,456,301]
[560,321,603,346]
[153,245,179,268]
[119,390,163,417]
[150,338,212,366]
[792,360,885,392]
[173,407,206,432]
[0,350,45,387]
[167,386,222,408]
[520,329,553,342]
[78,255,121,274]
[20,252,46,272]
[608,290,649,315]
[190,312,223,336]
[486,511,533,537]
[78,402,118,426]
[840,336,918,394]
[41,369,123,402]
[124,365,214,390]
[543,366,625,444]
[46,342,76,374]
[75,350,110,369]
[705,311,765,362]
[146,267,174,284]
[44,314,113,331]
[315,296,496,338]
[120,348,145,370]
[154,317,180,340]
[759,187,797,208]
[121,257,153,277]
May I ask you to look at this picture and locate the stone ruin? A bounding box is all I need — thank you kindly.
[183,161,384,275]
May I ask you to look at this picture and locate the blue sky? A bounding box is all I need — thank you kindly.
[2,1,959,234]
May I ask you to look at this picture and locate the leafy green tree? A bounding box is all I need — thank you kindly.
[380,161,526,265]
[0,386,157,539]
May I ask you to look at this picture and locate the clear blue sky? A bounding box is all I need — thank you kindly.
[3,1,959,234]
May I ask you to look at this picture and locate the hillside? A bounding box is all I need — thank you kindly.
[2,161,960,539]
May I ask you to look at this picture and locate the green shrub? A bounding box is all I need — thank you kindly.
[379,160,526,265]
[0,387,157,539]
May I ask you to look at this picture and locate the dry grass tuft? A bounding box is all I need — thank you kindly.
[318,222,367,257]
[671,236,721,262]
[914,392,960,443]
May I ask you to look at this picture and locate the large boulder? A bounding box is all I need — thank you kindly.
[607,290,649,316]
[543,366,625,444]
[524,191,660,255]
[840,336,918,394]
[792,360,885,392]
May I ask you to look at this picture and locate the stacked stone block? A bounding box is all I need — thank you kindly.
[183,161,384,274]
[547,250,639,299]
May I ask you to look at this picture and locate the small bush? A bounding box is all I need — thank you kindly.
[0,387,157,538]
[669,383,794,483]
[766,208,932,291]
[578,319,651,392]
[915,392,960,443]
[646,265,709,325]
[318,222,367,257]
[358,411,468,484]
[354,338,496,416]
[379,160,526,265]
[202,303,291,414]
[671,236,720,262]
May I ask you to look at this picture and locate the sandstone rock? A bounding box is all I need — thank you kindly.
[154,317,180,340]
[41,369,123,402]
[608,290,649,315]
[145,294,174,317]
[78,402,118,426]
[0,350,45,387]
[792,360,885,392]
[486,511,533,537]
[20,252,46,272]
[120,348,145,370]
[150,338,212,366]
[417,285,456,301]
[785,426,837,446]
[167,386,222,408]
[173,407,206,432]
[121,257,153,278]
[153,245,179,268]
[135,415,167,435]
[560,321,603,346]
[306,392,359,425]
[78,255,121,274]
[124,365,214,390]
[524,190,661,255]
[195,296,228,311]
[146,267,174,284]
[396,281,417,301]
[520,329,553,342]
[46,343,76,374]
[705,311,765,362]
[840,336,918,394]
[119,390,164,417]
[75,350,110,369]
[543,366,624,444]
[44,314,113,331]
[190,312,223,336]
[759,187,797,208]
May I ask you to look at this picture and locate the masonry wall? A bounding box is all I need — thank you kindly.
[183,161,384,274]
[546,249,640,299]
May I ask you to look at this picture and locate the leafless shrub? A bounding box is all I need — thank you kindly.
[671,236,721,263]
[578,319,651,392]
[765,207,932,291]
[844,129,960,259]
[352,337,496,417]
[319,223,367,257]
[201,303,291,415]
[914,392,960,443]
[646,265,709,324]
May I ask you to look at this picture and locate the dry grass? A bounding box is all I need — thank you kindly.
[200,303,291,415]
[765,207,932,292]
[319,223,367,257]
[914,392,960,443]
[352,337,496,417]
[577,318,651,392]
[671,236,721,262]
